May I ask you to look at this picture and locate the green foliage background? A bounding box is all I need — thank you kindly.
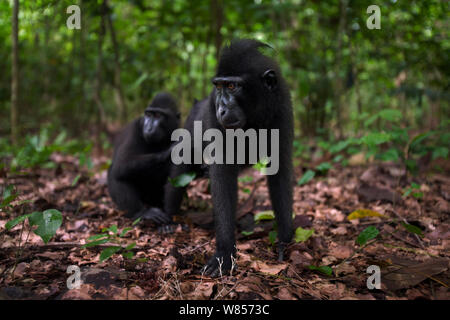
[0,0,448,154]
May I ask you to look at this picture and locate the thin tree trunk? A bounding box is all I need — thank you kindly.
[333,0,348,138]
[350,42,362,133]
[78,0,87,134]
[211,0,224,61]
[201,32,211,98]
[93,1,107,154]
[104,0,127,123]
[42,16,50,112]
[11,0,19,145]
[428,100,440,129]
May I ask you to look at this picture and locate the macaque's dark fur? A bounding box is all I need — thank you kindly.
[108,93,179,224]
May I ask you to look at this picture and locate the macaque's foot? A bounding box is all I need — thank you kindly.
[135,207,171,224]
[158,223,176,234]
[157,223,189,234]
[277,242,289,262]
[203,251,236,278]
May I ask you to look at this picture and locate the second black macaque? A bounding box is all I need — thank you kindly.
[107,92,180,225]
[164,40,294,277]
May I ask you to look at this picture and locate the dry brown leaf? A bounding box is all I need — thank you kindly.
[277,287,296,300]
[331,226,348,235]
[250,260,287,275]
[329,243,353,259]
[382,259,449,291]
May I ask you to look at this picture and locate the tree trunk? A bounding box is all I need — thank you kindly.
[211,0,224,61]
[350,42,362,133]
[93,1,108,154]
[104,0,127,123]
[201,32,212,98]
[11,0,19,145]
[333,0,348,138]
[78,0,87,135]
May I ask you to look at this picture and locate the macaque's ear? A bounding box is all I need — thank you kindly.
[262,69,277,91]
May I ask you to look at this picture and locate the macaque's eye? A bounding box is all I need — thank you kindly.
[227,83,235,90]
[216,83,223,89]
[145,111,162,119]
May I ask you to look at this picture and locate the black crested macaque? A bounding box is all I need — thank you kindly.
[164,40,294,276]
[108,92,180,224]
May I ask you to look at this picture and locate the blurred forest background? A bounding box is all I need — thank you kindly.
[0,0,448,171]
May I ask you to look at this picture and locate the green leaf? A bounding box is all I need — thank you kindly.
[86,157,94,170]
[318,140,331,151]
[100,246,122,262]
[363,114,379,128]
[253,158,269,172]
[308,265,333,276]
[87,234,108,241]
[241,231,254,236]
[5,213,32,230]
[405,159,418,174]
[71,174,81,186]
[1,185,18,208]
[132,218,141,226]
[53,131,67,145]
[400,222,424,237]
[403,183,423,199]
[403,188,412,198]
[409,132,431,151]
[329,140,352,154]
[316,162,332,173]
[295,227,314,242]
[254,210,275,222]
[243,188,251,194]
[121,251,134,259]
[411,182,420,189]
[28,209,63,244]
[82,238,109,248]
[379,148,400,162]
[108,225,118,234]
[168,172,196,187]
[360,132,391,147]
[432,146,448,160]
[297,170,315,185]
[378,109,402,122]
[238,176,253,183]
[412,192,424,199]
[268,230,277,246]
[16,199,33,206]
[333,154,344,163]
[120,227,132,237]
[357,226,379,246]
[2,185,14,200]
[125,242,137,251]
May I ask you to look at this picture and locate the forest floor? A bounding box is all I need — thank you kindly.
[0,152,449,300]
